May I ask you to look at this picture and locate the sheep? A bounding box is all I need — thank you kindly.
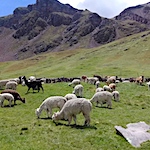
[135,75,144,85]
[72,84,83,98]
[52,98,92,126]
[5,81,18,90]
[96,87,104,93]
[81,75,87,82]
[64,93,77,101]
[10,78,20,84]
[87,77,98,85]
[108,83,116,91]
[35,96,67,118]
[146,82,150,90]
[22,76,44,93]
[28,76,36,82]
[106,76,116,85]
[112,91,120,102]
[0,93,14,107]
[68,79,81,87]
[1,89,25,105]
[90,91,112,108]
[93,75,103,82]
[0,80,9,89]
[95,80,100,88]
[103,85,112,92]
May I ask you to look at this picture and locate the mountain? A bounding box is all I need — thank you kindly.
[0,0,150,61]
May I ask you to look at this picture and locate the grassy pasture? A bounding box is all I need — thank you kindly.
[0,30,150,149]
[0,81,150,150]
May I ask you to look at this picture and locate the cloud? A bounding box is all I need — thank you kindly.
[77,0,129,18]
[76,0,150,18]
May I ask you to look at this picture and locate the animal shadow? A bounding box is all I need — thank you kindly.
[53,121,97,130]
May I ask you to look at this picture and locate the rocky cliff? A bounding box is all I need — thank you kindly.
[0,0,150,61]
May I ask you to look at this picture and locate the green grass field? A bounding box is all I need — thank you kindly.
[0,30,150,149]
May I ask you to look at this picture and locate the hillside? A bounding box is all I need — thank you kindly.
[0,29,149,80]
[0,0,150,61]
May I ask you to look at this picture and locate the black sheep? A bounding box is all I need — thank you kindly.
[22,76,44,93]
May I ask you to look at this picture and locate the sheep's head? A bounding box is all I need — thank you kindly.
[52,112,59,120]
[21,98,25,103]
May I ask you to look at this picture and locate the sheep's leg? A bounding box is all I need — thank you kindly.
[73,115,77,125]
[9,100,12,107]
[67,116,72,125]
[26,87,31,93]
[83,114,90,126]
[47,108,52,118]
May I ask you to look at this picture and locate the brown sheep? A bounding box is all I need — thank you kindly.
[135,76,144,85]
[109,83,116,91]
[1,89,25,105]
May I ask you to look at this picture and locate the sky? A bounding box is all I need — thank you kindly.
[0,0,150,18]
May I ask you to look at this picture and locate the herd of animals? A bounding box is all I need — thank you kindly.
[0,75,150,126]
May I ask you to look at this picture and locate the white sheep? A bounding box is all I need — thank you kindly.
[68,79,81,87]
[106,76,116,85]
[112,91,120,102]
[0,93,14,107]
[52,98,92,126]
[72,84,83,98]
[5,81,18,90]
[90,91,112,108]
[64,93,77,101]
[29,76,36,82]
[95,81,100,88]
[146,82,150,90]
[35,96,67,118]
[103,85,112,92]
[87,77,98,85]
[96,87,104,93]
[0,80,9,89]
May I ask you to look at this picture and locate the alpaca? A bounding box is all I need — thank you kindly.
[22,76,44,93]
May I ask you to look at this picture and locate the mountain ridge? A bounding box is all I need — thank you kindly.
[0,0,150,61]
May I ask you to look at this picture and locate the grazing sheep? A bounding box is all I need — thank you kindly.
[35,96,67,118]
[0,93,14,107]
[106,76,116,85]
[10,78,20,84]
[1,89,25,105]
[87,77,98,85]
[112,91,120,102]
[22,76,44,93]
[0,80,9,89]
[95,81,100,88]
[135,75,144,85]
[68,79,81,87]
[29,76,36,82]
[5,81,18,90]
[64,93,77,101]
[90,91,112,108]
[93,75,103,82]
[103,85,112,92]
[81,75,87,82]
[73,84,83,98]
[146,82,150,90]
[52,98,92,126]
[109,83,116,91]
[96,87,104,93]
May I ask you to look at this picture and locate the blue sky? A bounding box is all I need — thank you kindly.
[0,0,36,17]
[0,0,150,18]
